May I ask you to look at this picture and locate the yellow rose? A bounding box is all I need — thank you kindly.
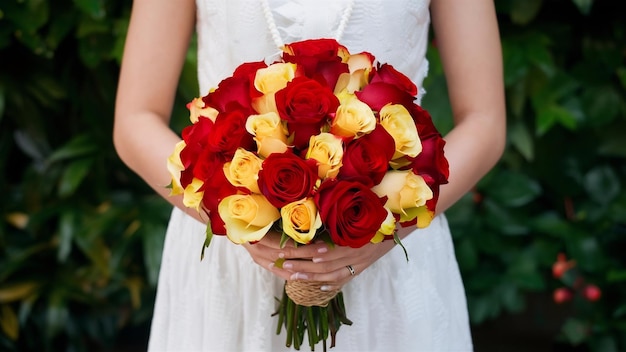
[166,140,186,196]
[335,53,374,94]
[371,170,433,223]
[281,198,323,244]
[379,104,422,160]
[254,63,297,94]
[246,112,289,158]
[223,148,263,193]
[182,178,205,212]
[305,132,344,179]
[218,194,280,244]
[370,208,396,244]
[252,63,297,114]
[331,95,376,138]
[187,97,218,123]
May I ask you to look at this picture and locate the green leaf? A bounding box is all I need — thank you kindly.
[568,237,603,272]
[0,282,40,303]
[58,157,94,197]
[0,305,19,341]
[561,318,590,345]
[47,135,98,163]
[72,0,105,19]
[584,166,620,204]
[598,128,626,157]
[509,120,534,161]
[614,304,626,318]
[617,67,626,90]
[393,232,409,262]
[571,0,594,15]
[456,239,478,271]
[483,200,530,236]
[46,290,69,340]
[467,294,500,324]
[536,104,577,135]
[57,211,76,262]
[484,170,542,207]
[581,86,621,127]
[200,224,214,261]
[525,35,554,75]
[589,336,619,352]
[141,222,166,286]
[502,40,529,86]
[510,0,543,25]
[607,270,626,283]
[2,0,50,34]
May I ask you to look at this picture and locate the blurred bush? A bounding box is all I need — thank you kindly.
[424,0,626,350]
[0,0,624,351]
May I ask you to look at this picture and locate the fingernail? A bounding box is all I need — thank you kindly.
[317,247,328,254]
[283,262,293,269]
[268,263,275,270]
[320,285,331,292]
[278,252,285,258]
[290,272,308,280]
[312,257,323,263]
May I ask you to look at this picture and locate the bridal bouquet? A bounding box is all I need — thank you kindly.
[167,38,449,350]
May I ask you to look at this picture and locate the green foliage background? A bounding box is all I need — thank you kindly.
[0,0,624,351]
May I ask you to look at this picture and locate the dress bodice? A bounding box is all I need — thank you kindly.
[195,0,431,98]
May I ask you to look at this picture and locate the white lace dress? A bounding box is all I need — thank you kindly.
[148,0,473,351]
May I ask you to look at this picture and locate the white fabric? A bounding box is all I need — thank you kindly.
[148,0,473,351]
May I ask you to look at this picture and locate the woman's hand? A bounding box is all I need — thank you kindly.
[244,231,397,291]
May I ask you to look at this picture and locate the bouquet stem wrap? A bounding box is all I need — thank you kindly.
[275,281,352,351]
[285,280,340,307]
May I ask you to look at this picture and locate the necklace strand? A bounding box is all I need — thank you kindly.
[261,0,355,49]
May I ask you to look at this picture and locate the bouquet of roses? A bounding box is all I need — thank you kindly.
[167,38,449,350]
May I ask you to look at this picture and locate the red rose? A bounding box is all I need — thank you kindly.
[233,60,267,78]
[202,75,255,113]
[338,125,395,186]
[355,82,416,112]
[315,179,388,248]
[283,39,349,89]
[180,116,214,169]
[207,109,255,158]
[276,76,340,149]
[283,38,345,63]
[409,104,440,140]
[200,165,238,236]
[409,133,449,185]
[371,63,418,97]
[258,151,319,208]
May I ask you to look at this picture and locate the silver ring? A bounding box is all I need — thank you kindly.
[346,265,356,276]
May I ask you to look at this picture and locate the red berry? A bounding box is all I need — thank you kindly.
[552,254,575,278]
[553,288,572,304]
[584,285,601,302]
[552,261,569,278]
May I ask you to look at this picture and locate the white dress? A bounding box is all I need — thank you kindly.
[148,0,473,351]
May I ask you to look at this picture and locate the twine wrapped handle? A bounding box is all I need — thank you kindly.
[285,280,340,307]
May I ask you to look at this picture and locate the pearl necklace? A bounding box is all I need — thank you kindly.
[261,0,356,49]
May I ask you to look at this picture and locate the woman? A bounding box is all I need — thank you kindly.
[114,0,505,350]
